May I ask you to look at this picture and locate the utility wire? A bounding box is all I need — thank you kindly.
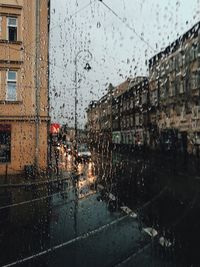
[7,45,68,71]
[0,175,70,189]
[16,1,96,56]
[0,83,81,91]
[5,1,96,71]
[2,214,128,267]
[98,0,156,53]
[69,1,94,20]
[0,187,71,211]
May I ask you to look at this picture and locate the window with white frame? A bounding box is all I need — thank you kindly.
[7,71,17,101]
[7,17,17,42]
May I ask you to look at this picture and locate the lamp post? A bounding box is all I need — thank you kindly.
[73,50,92,238]
[74,50,92,148]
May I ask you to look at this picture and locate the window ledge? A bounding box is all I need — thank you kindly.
[0,4,22,9]
[0,162,11,165]
[0,39,22,45]
[0,100,22,105]
[0,60,23,65]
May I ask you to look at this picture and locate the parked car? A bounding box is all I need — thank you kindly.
[76,143,91,162]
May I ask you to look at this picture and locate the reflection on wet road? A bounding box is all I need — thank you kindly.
[1,149,200,266]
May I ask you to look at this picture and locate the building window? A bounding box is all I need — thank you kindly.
[130,97,134,109]
[169,81,173,96]
[191,72,199,90]
[135,114,140,126]
[142,92,147,104]
[0,124,11,163]
[7,17,17,42]
[160,84,165,99]
[130,116,133,127]
[178,53,183,67]
[180,105,186,121]
[178,77,186,94]
[7,71,17,101]
[192,106,200,119]
[169,57,175,71]
[150,90,158,106]
[179,81,184,94]
[126,116,130,128]
[192,43,198,60]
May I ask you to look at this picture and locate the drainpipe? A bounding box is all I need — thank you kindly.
[35,0,40,171]
[47,0,51,173]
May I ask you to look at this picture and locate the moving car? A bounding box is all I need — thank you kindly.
[76,143,91,162]
[63,141,73,154]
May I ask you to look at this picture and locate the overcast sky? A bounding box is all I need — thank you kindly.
[49,0,200,128]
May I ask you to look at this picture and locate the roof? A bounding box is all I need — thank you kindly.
[149,21,200,68]
[86,77,148,110]
[114,76,147,98]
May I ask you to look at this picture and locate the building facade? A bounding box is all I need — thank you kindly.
[87,21,200,156]
[87,79,146,149]
[87,83,114,149]
[112,77,149,148]
[86,100,100,146]
[149,21,200,154]
[0,0,50,175]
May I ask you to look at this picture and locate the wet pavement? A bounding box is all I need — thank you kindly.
[0,147,200,266]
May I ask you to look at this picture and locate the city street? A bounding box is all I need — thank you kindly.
[0,148,200,266]
[0,1,199,266]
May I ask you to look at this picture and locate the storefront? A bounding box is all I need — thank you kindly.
[112,131,121,144]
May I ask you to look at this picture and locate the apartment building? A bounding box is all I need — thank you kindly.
[87,81,130,148]
[87,22,200,155]
[149,21,200,154]
[86,100,101,145]
[112,77,149,147]
[0,0,50,175]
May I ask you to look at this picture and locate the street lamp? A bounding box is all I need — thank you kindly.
[73,50,92,238]
[74,49,92,148]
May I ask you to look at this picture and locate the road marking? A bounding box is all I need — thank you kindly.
[120,206,137,218]
[0,189,70,211]
[108,193,116,201]
[0,175,71,189]
[143,227,158,237]
[114,243,151,266]
[159,236,172,247]
[2,215,128,267]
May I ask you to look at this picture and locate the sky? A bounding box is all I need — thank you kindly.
[49,0,200,128]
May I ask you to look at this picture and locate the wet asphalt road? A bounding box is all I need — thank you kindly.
[0,149,200,266]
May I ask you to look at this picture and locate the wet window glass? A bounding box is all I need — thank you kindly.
[0,0,200,266]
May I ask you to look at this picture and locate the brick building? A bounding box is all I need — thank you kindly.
[0,0,50,175]
[149,21,200,154]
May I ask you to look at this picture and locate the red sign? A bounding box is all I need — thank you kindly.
[50,123,60,134]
